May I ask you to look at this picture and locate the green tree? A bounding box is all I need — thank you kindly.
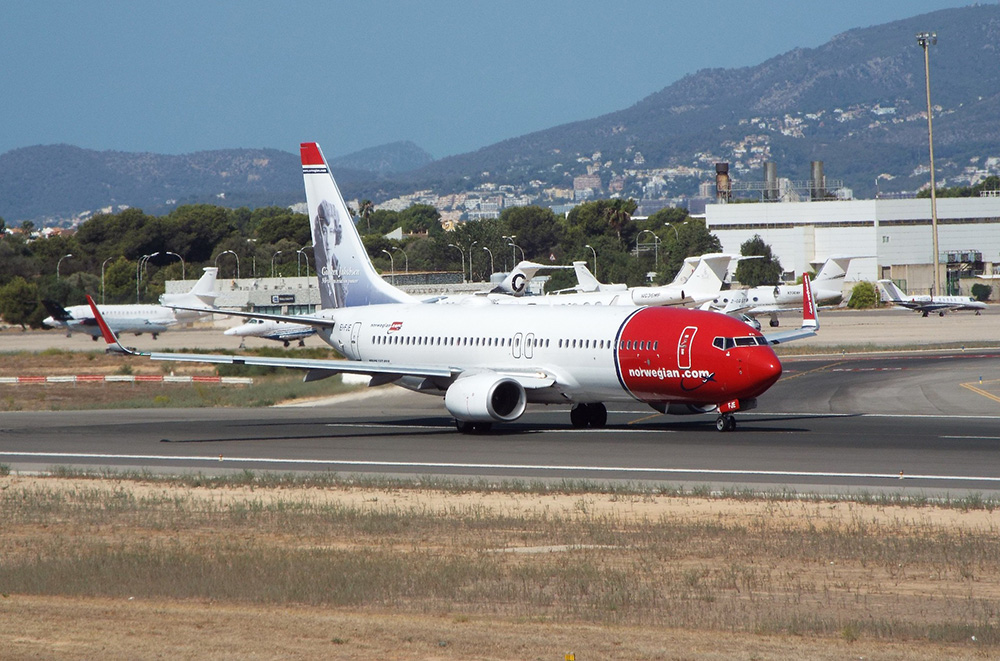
[971,282,992,302]
[254,210,309,245]
[848,281,879,309]
[500,206,562,263]
[0,276,40,329]
[398,204,443,237]
[734,235,783,287]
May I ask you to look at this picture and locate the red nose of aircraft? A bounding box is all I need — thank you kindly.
[747,347,783,396]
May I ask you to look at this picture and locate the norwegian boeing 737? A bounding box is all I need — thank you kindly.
[88,142,818,433]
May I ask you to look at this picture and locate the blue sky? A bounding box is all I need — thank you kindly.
[3,1,973,160]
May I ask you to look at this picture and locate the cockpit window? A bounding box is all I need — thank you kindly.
[714,336,768,350]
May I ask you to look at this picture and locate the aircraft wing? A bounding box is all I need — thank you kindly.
[164,304,339,328]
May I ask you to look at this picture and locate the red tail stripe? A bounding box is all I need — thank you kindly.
[300,142,324,166]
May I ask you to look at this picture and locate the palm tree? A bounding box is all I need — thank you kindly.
[359,199,374,232]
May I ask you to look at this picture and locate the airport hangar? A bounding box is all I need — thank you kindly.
[703,195,1000,297]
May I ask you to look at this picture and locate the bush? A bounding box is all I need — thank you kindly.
[848,281,879,309]
[971,282,992,302]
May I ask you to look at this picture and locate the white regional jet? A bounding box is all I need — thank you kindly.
[877,279,986,316]
[43,267,219,340]
[88,142,819,433]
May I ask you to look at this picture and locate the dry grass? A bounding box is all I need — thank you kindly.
[1,475,998,659]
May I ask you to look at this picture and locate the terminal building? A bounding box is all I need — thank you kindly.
[704,162,1000,296]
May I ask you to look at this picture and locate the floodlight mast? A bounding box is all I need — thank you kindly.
[917,31,940,296]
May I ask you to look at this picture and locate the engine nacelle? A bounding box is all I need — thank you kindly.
[445,373,527,422]
[630,287,686,306]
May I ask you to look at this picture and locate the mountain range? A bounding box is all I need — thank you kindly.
[2,5,998,225]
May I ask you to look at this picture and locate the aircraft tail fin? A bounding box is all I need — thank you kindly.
[42,299,73,321]
[877,279,906,303]
[301,142,416,309]
[491,261,551,296]
[572,261,603,292]
[683,254,736,300]
[160,267,219,308]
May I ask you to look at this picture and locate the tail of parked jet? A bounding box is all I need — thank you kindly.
[877,279,907,303]
[160,267,219,308]
[301,142,416,309]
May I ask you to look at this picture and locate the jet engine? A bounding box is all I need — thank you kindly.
[444,373,527,422]
[629,287,687,306]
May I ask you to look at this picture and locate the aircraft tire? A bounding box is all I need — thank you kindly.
[588,403,608,428]
[570,405,589,428]
[716,414,736,432]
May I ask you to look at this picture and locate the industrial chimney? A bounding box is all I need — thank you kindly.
[810,161,826,200]
[764,161,778,202]
[715,163,731,203]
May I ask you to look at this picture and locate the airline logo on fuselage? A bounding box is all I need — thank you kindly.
[389,321,403,332]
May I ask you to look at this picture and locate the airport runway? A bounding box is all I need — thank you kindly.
[3,349,1000,495]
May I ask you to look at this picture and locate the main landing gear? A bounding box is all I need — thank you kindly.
[715,413,737,432]
[455,420,493,434]
[570,402,608,428]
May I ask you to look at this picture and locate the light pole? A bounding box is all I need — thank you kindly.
[447,243,466,283]
[380,249,395,284]
[164,251,185,280]
[584,244,597,278]
[468,241,478,281]
[482,246,494,276]
[503,235,523,265]
[136,252,159,303]
[216,250,239,280]
[101,256,115,304]
[271,250,283,278]
[917,31,940,296]
[296,249,309,278]
[665,223,680,242]
[56,253,73,280]
[392,245,408,272]
[636,230,660,268]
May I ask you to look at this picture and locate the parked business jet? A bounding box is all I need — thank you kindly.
[502,254,735,307]
[710,260,846,327]
[89,142,818,433]
[877,279,986,316]
[44,267,219,340]
[224,318,317,347]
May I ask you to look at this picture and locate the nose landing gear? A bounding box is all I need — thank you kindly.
[716,413,736,432]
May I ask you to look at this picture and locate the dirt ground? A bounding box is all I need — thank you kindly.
[1,476,998,660]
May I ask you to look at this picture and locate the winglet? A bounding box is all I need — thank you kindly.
[801,273,819,330]
[85,295,141,355]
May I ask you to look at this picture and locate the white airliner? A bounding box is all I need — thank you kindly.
[43,267,219,340]
[877,279,986,316]
[89,142,818,433]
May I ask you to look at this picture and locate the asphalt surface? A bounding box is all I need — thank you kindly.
[3,306,1000,495]
[2,349,1000,495]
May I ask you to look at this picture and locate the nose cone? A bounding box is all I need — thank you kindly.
[223,326,240,336]
[746,348,782,396]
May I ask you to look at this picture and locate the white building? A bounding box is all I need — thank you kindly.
[705,196,1000,295]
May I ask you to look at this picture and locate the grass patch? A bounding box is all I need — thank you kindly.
[2,476,999,647]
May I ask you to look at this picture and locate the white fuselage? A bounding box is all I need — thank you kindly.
[45,303,186,337]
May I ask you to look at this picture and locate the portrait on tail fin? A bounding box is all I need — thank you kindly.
[312,199,347,308]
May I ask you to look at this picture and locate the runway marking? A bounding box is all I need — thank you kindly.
[2,451,999,483]
[960,381,1000,405]
[942,435,1000,441]
[323,423,670,434]
[780,360,847,381]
